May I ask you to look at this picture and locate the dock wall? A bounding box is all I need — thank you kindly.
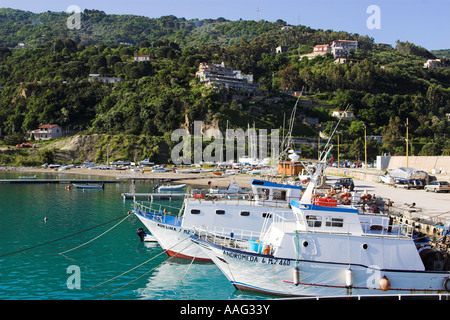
[377,156,450,173]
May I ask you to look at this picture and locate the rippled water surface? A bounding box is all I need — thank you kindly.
[0,172,267,300]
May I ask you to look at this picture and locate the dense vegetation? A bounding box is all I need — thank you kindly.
[0,8,449,164]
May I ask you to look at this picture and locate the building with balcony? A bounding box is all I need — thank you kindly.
[331,40,358,58]
[196,62,260,95]
[30,124,62,140]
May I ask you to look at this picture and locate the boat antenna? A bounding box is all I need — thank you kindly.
[279,87,304,159]
[299,103,350,204]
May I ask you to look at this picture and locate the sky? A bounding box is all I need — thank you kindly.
[1,0,449,50]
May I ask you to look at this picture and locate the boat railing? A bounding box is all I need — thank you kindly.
[293,214,415,239]
[185,193,301,208]
[133,200,183,224]
[193,226,261,251]
[360,219,415,238]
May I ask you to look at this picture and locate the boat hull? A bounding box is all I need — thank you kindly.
[194,237,450,298]
[134,211,211,261]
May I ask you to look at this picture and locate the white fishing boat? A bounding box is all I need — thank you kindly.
[380,175,395,184]
[192,147,450,298]
[157,184,186,191]
[209,182,248,194]
[72,183,104,189]
[133,179,303,261]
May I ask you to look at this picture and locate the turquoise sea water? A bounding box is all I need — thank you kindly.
[0,172,267,300]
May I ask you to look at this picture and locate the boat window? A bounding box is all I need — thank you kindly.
[325,217,344,227]
[257,188,270,200]
[191,209,200,214]
[252,180,264,185]
[262,212,272,218]
[306,215,322,228]
[272,190,287,201]
[240,211,250,216]
[216,210,225,215]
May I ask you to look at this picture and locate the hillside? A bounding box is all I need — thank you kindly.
[0,8,449,165]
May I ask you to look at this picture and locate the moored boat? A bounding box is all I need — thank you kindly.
[72,183,104,189]
[157,184,187,191]
[192,148,450,298]
[133,179,303,261]
[18,175,37,179]
[209,182,249,194]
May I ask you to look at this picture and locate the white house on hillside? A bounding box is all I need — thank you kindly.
[331,110,354,119]
[30,124,62,140]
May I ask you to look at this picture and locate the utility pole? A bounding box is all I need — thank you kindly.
[363,123,367,170]
[406,118,409,168]
[337,132,340,168]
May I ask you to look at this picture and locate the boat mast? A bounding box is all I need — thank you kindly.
[299,104,350,204]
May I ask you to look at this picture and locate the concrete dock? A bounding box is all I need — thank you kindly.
[0,179,120,184]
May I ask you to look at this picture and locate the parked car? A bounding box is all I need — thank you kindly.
[395,179,425,189]
[425,181,450,193]
[334,178,355,191]
[408,179,425,189]
[394,178,409,189]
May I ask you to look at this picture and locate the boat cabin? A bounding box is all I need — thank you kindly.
[251,180,302,207]
[290,200,393,235]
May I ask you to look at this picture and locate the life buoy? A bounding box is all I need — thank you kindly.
[443,277,450,292]
[263,245,271,255]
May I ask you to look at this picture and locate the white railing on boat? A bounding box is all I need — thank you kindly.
[193,226,258,251]
[133,200,184,223]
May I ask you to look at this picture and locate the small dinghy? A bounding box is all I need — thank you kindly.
[157,184,186,191]
[72,183,104,189]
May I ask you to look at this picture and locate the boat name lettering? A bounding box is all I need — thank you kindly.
[157,223,177,231]
[223,251,259,262]
[264,257,290,266]
[223,251,290,266]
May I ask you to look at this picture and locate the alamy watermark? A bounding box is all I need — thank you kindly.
[66,265,81,290]
[66,5,81,30]
[366,5,381,30]
[170,121,280,165]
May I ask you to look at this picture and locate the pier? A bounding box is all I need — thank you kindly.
[121,193,186,200]
[116,175,216,183]
[0,179,120,184]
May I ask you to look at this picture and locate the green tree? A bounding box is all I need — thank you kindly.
[40,149,55,164]
[382,116,402,155]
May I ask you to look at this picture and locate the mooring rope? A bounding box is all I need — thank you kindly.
[58,214,131,255]
[98,239,196,300]
[180,246,200,284]
[0,214,129,258]
[91,235,193,291]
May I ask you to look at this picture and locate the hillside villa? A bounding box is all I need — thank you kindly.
[196,62,260,95]
[300,40,358,60]
[30,124,62,140]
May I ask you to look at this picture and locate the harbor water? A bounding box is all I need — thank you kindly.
[0,172,268,300]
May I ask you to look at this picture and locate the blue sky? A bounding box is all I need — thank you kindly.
[2,0,449,50]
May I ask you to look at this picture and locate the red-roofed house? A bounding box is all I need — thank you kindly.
[134,55,150,62]
[30,124,62,140]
